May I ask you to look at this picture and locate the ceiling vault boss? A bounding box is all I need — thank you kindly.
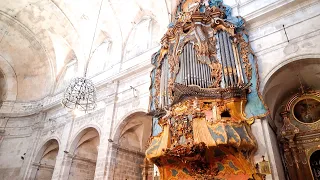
[146,0,267,179]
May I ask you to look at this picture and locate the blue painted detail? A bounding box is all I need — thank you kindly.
[208,126,226,143]
[217,163,225,171]
[225,125,240,143]
[152,117,162,136]
[233,126,250,142]
[215,124,225,134]
[229,161,239,171]
[171,169,178,177]
[224,4,244,28]
[146,138,160,155]
[209,0,223,7]
[168,22,175,28]
[242,34,267,118]
[200,4,206,13]
[183,168,190,174]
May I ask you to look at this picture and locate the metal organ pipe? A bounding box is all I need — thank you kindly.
[180,54,184,85]
[175,43,218,88]
[203,64,207,88]
[194,50,199,86]
[188,44,193,85]
[226,33,238,86]
[222,31,234,87]
[188,46,192,86]
[218,32,229,87]
[192,45,197,86]
[164,57,168,106]
[201,63,205,88]
[233,45,245,84]
[190,44,194,85]
[216,34,225,88]
[176,56,180,83]
[208,65,212,87]
[207,64,211,87]
[205,63,209,88]
[231,44,241,85]
[184,46,188,85]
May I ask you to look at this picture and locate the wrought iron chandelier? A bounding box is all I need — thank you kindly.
[61,77,97,112]
[62,0,105,112]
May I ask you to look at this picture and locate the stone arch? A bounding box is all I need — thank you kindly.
[309,149,320,180]
[112,108,148,143]
[110,110,153,180]
[67,127,100,180]
[0,55,17,102]
[0,12,56,99]
[68,125,101,153]
[54,59,78,94]
[261,54,320,92]
[32,139,60,180]
[262,58,320,124]
[123,16,160,61]
[86,31,113,77]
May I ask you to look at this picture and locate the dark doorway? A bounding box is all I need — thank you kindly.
[310,150,320,180]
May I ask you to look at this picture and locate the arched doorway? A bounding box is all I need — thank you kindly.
[34,139,59,180]
[263,58,320,180]
[310,150,320,180]
[112,112,152,180]
[68,127,100,180]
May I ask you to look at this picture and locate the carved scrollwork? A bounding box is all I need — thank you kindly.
[238,38,252,81]
[209,61,222,88]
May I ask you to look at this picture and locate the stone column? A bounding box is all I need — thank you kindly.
[251,118,285,180]
[141,158,154,180]
[94,98,115,180]
[57,153,74,180]
[100,82,119,180]
[22,113,45,180]
[52,114,74,180]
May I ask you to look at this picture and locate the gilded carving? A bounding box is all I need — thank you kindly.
[146,0,264,179]
[238,38,252,81]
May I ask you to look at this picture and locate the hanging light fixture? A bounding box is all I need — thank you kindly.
[62,0,105,112]
[61,77,97,112]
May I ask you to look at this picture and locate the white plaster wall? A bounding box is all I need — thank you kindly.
[0,0,320,180]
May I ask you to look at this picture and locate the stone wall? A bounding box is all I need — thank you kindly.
[113,146,145,180]
[0,0,320,180]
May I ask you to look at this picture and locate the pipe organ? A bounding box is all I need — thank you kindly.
[146,0,267,179]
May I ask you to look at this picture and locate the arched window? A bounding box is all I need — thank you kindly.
[125,18,160,60]
[55,60,77,93]
[87,40,112,77]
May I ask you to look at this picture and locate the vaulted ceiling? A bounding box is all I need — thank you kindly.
[0,0,172,101]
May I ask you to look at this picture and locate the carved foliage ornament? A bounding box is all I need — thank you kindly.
[150,4,252,110]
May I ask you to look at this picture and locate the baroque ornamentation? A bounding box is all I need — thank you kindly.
[278,90,320,180]
[146,0,266,179]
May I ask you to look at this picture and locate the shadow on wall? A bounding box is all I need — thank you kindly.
[112,112,153,180]
[33,139,59,180]
[0,69,6,107]
[68,127,100,180]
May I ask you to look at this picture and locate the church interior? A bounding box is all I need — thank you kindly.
[0,0,320,180]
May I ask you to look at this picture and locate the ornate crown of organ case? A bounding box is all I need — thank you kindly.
[280,91,320,180]
[146,0,267,179]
